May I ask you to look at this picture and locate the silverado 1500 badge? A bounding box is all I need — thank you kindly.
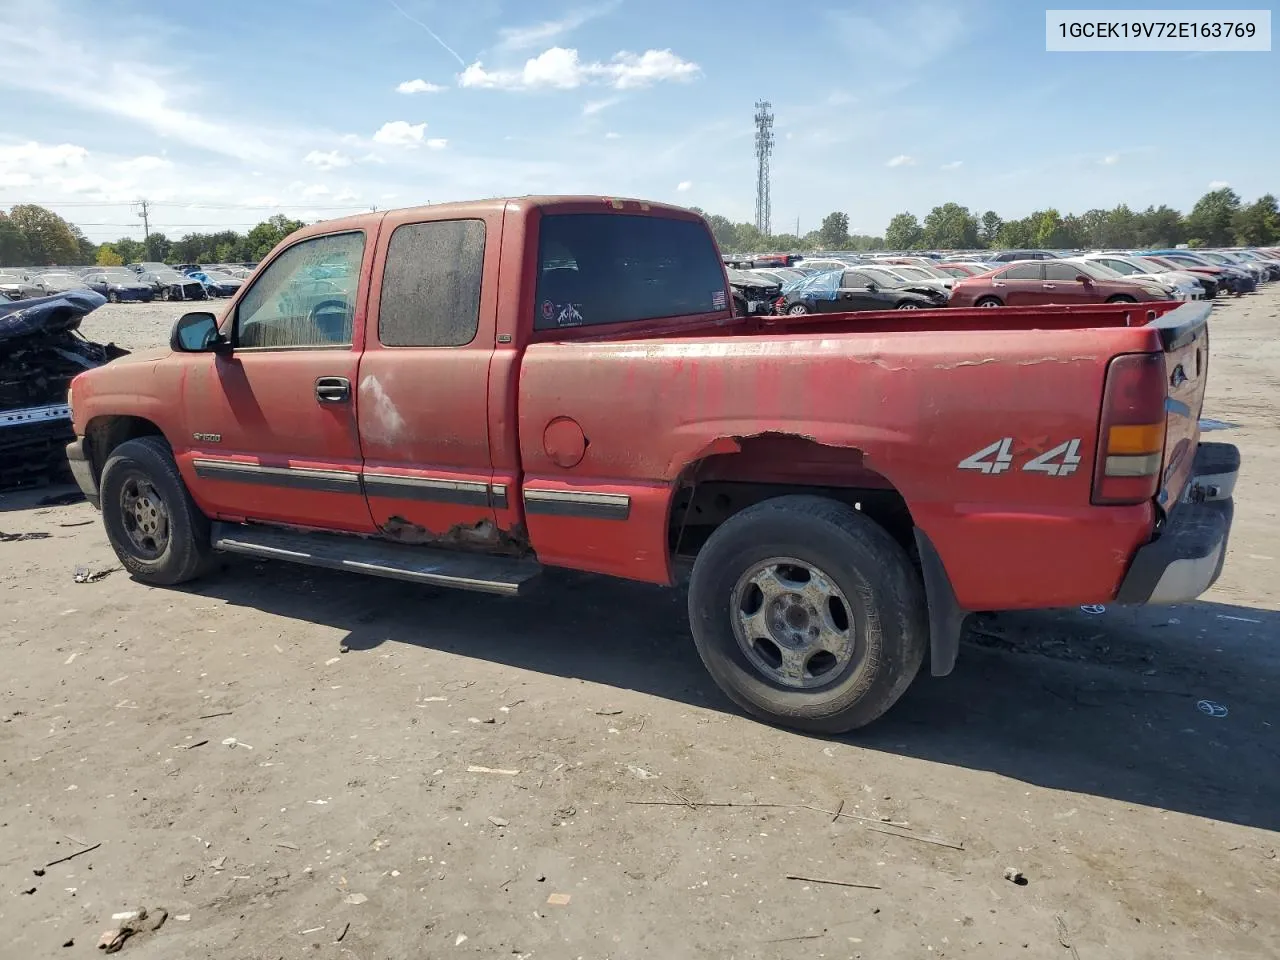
[192,432,222,443]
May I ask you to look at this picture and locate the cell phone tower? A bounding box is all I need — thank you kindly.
[753,100,774,236]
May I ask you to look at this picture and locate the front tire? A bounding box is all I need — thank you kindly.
[1106,295,1137,303]
[160,287,172,301]
[687,495,927,733]
[975,296,1002,307]
[895,301,920,310]
[107,290,119,304]
[786,303,808,316]
[100,436,214,585]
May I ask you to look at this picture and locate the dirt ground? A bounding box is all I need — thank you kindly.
[3,291,1278,960]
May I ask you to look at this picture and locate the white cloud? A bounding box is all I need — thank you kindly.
[115,154,171,173]
[302,184,331,197]
[1101,154,1119,165]
[334,188,360,203]
[676,180,692,192]
[0,141,88,169]
[458,46,699,91]
[1208,179,1230,189]
[608,50,700,89]
[495,2,619,52]
[372,121,428,146]
[886,154,916,167]
[425,138,448,150]
[583,96,620,115]
[303,149,352,170]
[604,131,621,139]
[940,159,962,170]
[0,171,33,187]
[396,78,446,94]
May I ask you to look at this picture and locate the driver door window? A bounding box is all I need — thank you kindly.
[235,232,364,349]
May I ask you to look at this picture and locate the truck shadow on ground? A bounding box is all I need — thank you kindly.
[186,558,1280,834]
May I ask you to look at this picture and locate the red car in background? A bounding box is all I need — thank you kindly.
[935,263,990,279]
[950,260,1172,307]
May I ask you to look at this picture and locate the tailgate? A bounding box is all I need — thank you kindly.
[1152,302,1211,508]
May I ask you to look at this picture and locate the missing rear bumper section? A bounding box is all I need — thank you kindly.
[1115,442,1239,605]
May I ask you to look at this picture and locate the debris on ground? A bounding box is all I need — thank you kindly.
[96,906,165,953]
[45,840,101,868]
[487,816,510,827]
[785,874,881,890]
[1003,867,1028,886]
[334,922,350,943]
[0,291,125,490]
[467,765,520,776]
[1,530,52,542]
[546,893,572,906]
[343,893,368,905]
[73,564,117,584]
[1196,699,1229,718]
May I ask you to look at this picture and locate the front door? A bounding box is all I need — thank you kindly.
[1040,261,1096,305]
[838,270,886,310]
[997,262,1045,306]
[178,229,377,533]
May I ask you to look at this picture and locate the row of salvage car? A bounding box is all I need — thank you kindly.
[723,246,1279,316]
[0,261,253,305]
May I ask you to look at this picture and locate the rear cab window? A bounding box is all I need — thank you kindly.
[534,213,726,330]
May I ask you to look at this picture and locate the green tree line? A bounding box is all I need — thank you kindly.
[0,205,307,269]
[701,188,1279,253]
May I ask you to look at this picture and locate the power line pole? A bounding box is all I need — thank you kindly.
[753,100,773,237]
[134,199,151,252]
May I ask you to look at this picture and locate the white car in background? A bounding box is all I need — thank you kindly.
[1076,254,1203,300]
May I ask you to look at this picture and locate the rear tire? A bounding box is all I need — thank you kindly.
[687,495,927,733]
[975,296,1002,307]
[1106,295,1137,304]
[895,301,920,310]
[100,436,214,585]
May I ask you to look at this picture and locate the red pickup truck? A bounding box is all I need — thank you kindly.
[65,197,1239,732]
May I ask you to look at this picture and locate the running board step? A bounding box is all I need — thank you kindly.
[211,522,543,597]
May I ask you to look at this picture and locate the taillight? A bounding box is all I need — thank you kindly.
[1092,353,1167,505]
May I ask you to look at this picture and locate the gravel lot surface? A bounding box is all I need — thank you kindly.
[3,291,1278,959]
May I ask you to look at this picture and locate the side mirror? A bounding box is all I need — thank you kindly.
[1076,274,1092,284]
[865,282,878,292]
[170,311,228,353]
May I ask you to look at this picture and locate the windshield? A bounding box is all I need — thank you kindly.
[102,270,138,280]
[892,266,944,281]
[1135,256,1175,273]
[1070,260,1123,280]
[154,270,186,281]
[860,266,909,285]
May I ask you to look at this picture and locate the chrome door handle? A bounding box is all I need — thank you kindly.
[315,376,351,404]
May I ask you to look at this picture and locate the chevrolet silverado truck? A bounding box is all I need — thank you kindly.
[65,197,1239,732]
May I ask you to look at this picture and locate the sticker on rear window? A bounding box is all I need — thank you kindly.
[712,290,727,309]
[555,303,584,326]
[541,299,555,321]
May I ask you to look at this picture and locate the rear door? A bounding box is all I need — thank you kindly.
[355,206,505,543]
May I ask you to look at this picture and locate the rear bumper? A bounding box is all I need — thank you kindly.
[1114,442,1239,604]
[66,437,100,509]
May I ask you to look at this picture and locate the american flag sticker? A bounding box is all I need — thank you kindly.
[711,289,727,309]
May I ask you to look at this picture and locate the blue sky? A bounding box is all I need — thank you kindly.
[0,0,1274,242]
